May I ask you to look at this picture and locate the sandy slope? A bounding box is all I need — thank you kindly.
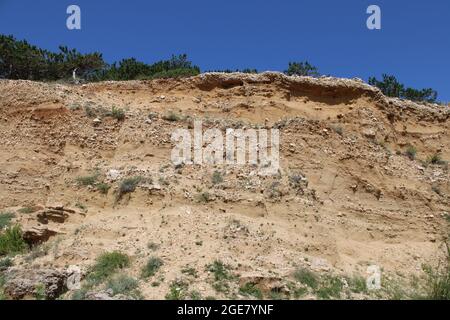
[0,72,448,299]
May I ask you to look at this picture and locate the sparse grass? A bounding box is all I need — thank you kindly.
[76,174,99,186]
[165,280,189,300]
[87,251,130,283]
[268,290,285,300]
[405,145,417,160]
[106,274,141,299]
[422,245,450,300]
[239,282,263,299]
[0,225,28,256]
[294,268,318,290]
[0,257,12,270]
[25,243,49,262]
[95,183,111,194]
[292,287,308,298]
[181,266,198,278]
[75,202,87,211]
[70,287,89,300]
[207,260,234,295]
[0,212,15,230]
[189,290,202,300]
[196,192,211,203]
[141,257,163,278]
[348,275,368,294]
[212,171,224,185]
[428,153,447,166]
[445,213,450,223]
[17,207,36,214]
[162,111,182,122]
[0,274,6,300]
[315,275,343,300]
[84,105,96,118]
[116,176,142,201]
[383,279,408,300]
[35,283,46,300]
[109,106,125,121]
[212,281,230,294]
[207,260,233,282]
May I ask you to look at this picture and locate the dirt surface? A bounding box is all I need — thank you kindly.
[0,72,449,300]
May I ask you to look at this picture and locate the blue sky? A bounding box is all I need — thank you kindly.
[0,0,449,101]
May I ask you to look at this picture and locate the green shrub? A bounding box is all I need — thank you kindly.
[196,192,211,203]
[212,171,224,185]
[207,260,234,295]
[71,287,89,300]
[405,145,417,160]
[18,207,36,214]
[189,290,202,300]
[0,212,15,230]
[96,183,111,194]
[165,280,188,300]
[0,34,105,81]
[239,282,263,299]
[369,74,438,103]
[116,176,143,201]
[293,268,318,289]
[284,61,320,77]
[35,283,46,300]
[181,266,198,278]
[151,68,200,79]
[0,257,13,270]
[207,260,233,282]
[106,274,141,298]
[428,153,446,165]
[88,251,130,283]
[25,243,50,262]
[0,274,5,300]
[141,257,163,278]
[75,202,87,211]
[423,247,450,300]
[84,105,96,118]
[110,106,125,121]
[316,276,343,300]
[348,275,368,294]
[0,225,28,256]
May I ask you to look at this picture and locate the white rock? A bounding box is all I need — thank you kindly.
[107,169,121,181]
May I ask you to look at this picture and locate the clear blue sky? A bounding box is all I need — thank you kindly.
[0,0,449,101]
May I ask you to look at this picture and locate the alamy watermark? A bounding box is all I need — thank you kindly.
[66,5,81,30]
[171,120,280,175]
[66,4,380,31]
[366,265,382,290]
[367,5,381,30]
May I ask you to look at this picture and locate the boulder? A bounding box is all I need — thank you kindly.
[3,268,68,300]
[23,226,58,245]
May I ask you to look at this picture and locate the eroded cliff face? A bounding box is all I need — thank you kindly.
[0,72,448,299]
